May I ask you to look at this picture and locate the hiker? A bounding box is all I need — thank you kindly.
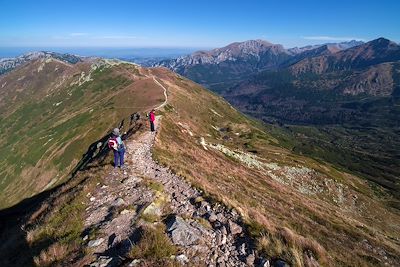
[108,128,126,168]
[130,112,140,126]
[149,109,156,132]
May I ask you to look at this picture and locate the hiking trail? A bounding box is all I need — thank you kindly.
[152,76,168,110]
[84,117,259,267]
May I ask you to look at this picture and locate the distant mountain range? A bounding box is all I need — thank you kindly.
[288,40,364,54]
[0,51,82,75]
[290,38,400,75]
[154,39,364,90]
[226,37,400,120]
[155,37,400,199]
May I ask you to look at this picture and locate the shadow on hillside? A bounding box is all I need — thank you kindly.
[0,113,142,267]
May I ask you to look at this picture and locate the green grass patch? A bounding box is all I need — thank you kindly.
[32,193,86,245]
[128,224,177,260]
[145,179,164,192]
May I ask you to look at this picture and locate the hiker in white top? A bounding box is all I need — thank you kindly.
[108,128,126,168]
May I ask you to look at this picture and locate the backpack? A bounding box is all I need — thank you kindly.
[108,137,118,150]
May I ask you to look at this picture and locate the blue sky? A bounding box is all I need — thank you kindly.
[0,0,399,49]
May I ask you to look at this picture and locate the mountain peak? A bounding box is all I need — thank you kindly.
[345,39,365,45]
[219,39,278,53]
[241,39,274,46]
[368,37,398,47]
[374,37,391,42]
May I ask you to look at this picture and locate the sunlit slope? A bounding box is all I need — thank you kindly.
[0,58,164,208]
[1,58,398,266]
[151,67,400,266]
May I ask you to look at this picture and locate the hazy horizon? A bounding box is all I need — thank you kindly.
[2,0,399,49]
[0,36,388,59]
[0,46,205,59]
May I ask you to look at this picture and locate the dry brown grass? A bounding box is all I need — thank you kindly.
[151,68,400,266]
[22,162,113,266]
[33,243,69,267]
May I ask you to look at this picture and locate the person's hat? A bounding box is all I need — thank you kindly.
[112,128,120,135]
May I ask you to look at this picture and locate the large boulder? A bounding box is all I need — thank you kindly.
[228,220,243,235]
[143,202,162,217]
[88,238,104,247]
[166,216,202,246]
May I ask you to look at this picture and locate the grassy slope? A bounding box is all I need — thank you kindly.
[0,59,164,209]
[223,65,400,202]
[0,122,184,267]
[278,124,400,202]
[1,62,399,266]
[151,68,400,266]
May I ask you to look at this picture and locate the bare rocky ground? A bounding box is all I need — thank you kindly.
[83,120,272,267]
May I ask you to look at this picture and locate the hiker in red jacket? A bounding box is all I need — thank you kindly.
[149,109,156,132]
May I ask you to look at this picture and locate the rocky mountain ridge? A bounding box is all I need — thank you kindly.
[290,38,400,75]
[168,39,288,66]
[0,51,82,75]
[287,40,364,54]
[154,39,364,90]
[156,39,364,70]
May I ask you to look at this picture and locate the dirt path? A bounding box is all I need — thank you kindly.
[151,76,168,110]
[84,117,257,266]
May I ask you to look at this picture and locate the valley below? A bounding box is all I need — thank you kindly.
[158,38,400,207]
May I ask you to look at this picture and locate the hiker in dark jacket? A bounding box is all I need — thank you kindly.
[149,109,156,132]
[108,128,126,168]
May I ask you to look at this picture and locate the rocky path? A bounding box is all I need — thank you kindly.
[84,119,258,267]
